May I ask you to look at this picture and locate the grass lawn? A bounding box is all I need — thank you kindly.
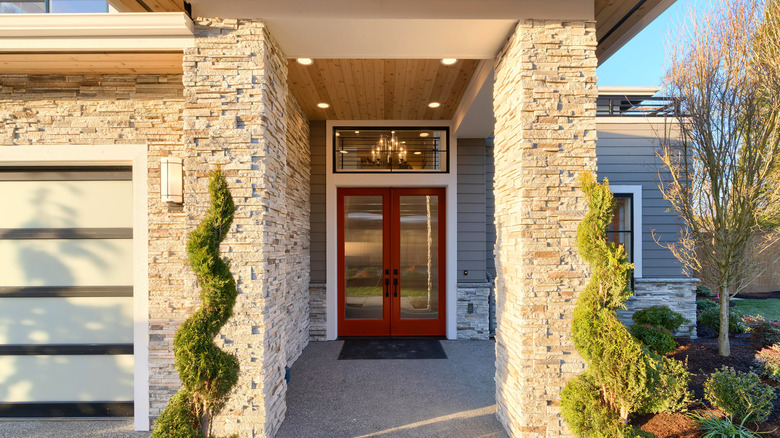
[733,298,780,321]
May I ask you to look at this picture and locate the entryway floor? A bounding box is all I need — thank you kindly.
[276,340,507,438]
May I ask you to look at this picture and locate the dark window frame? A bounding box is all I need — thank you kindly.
[332,126,450,174]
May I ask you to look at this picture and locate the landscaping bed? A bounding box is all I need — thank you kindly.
[631,327,780,437]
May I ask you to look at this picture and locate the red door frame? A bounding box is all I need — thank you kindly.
[337,187,446,337]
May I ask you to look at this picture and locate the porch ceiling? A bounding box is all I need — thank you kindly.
[288,59,479,121]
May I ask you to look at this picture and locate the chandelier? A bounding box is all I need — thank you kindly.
[369,131,407,166]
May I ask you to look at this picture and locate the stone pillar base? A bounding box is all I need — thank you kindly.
[457,283,492,340]
[618,278,698,338]
[309,283,327,341]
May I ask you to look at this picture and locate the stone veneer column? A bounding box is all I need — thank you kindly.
[492,20,597,437]
[149,18,294,438]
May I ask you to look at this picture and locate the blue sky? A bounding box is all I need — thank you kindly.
[597,0,709,87]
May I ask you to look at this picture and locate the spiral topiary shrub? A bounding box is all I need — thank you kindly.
[152,168,240,438]
[561,172,692,437]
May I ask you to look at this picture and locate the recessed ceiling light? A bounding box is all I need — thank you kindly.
[355,131,360,134]
[339,150,349,154]
[297,58,313,65]
[414,151,422,155]
[335,132,340,136]
[317,102,330,109]
[441,58,458,66]
[428,102,440,108]
[419,132,429,137]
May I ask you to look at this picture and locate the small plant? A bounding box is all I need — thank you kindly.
[743,315,780,347]
[755,345,780,382]
[699,304,745,334]
[697,299,719,315]
[691,412,759,438]
[633,306,689,332]
[697,285,715,298]
[629,323,678,354]
[704,366,776,423]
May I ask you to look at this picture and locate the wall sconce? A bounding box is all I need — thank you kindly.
[160,157,183,204]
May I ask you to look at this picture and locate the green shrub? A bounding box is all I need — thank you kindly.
[697,299,719,315]
[691,412,759,438]
[561,173,692,437]
[633,306,689,332]
[743,315,780,347]
[704,366,775,423]
[629,323,678,354]
[755,345,780,382]
[153,169,240,438]
[699,305,745,334]
[697,285,715,298]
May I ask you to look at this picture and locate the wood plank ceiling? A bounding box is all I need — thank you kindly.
[288,59,479,121]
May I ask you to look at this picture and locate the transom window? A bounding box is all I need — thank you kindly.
[334,127,449,173]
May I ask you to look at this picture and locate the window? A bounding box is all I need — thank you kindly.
[1,0,108,13]
[607,185,643,278]
[334,127,449,173]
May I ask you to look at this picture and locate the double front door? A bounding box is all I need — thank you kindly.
[338,188,446,337]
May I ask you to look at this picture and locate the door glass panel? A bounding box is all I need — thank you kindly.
[344,196,384,319]
[399,195,439,319]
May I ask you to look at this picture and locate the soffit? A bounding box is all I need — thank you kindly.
[289,59,479,121]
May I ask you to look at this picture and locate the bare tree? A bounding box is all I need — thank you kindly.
[659,0,780,356]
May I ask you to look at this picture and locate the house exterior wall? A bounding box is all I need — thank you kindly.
[308,120,327,340]
[493,19,596,437]
[456,137,491,339]
[596,119,696,336]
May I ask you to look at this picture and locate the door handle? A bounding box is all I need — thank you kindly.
[385,278,390,297]
[393,278,398,297]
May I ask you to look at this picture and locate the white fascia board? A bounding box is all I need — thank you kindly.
[598,86,662,96]
[0,13,194,52]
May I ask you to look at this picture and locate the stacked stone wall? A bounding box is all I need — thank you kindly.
[492,19,597,437]
[456,283,491,340]
[618,279,698,337]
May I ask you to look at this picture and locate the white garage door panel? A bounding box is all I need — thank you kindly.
[0,355,134,402]
[0,181,132,229]
[0,297,133,345]
[0,239,133,287]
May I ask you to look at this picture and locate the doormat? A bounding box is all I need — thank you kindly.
[338,339,447,360]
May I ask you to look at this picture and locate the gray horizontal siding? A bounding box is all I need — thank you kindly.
[485,138,496,279]
[457,138,489,283]
[310,120,326,283]
[596,121,685,278]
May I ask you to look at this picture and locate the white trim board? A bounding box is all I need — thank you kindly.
[325,120,458,340]
[0,144,150,431]
[610,184,643,279]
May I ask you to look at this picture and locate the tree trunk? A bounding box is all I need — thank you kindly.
[718,284,730,356]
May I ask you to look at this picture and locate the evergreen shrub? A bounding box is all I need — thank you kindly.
[699,305,745,334]
[560,172,691,437]
[629,323,678,354]
[152,168,240,438]
[704,366,775,423]
[633,306,688,332]
[697,299,719,315]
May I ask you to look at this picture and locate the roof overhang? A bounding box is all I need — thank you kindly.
[0,13,193,74]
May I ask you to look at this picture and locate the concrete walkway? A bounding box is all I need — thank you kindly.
[277,340,507,438]
[0,340,506,438]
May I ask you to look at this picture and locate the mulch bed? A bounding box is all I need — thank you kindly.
[630,325,780,437]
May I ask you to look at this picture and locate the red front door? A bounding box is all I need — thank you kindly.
[337,188,446,337]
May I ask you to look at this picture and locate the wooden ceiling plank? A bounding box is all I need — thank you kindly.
[328,59,352,120]
[287,61,319,120]
[383,59,396,120]
[445,59,478,119]
[418,60,438,121]
[596,0,640,39]
[340,60,361,121]
[349,59,369,120]
[403,58,421,120]
[106,0,148,12]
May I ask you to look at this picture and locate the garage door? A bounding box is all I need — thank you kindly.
[0,166,134,417]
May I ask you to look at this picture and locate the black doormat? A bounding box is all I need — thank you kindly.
[338,339,447,360]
